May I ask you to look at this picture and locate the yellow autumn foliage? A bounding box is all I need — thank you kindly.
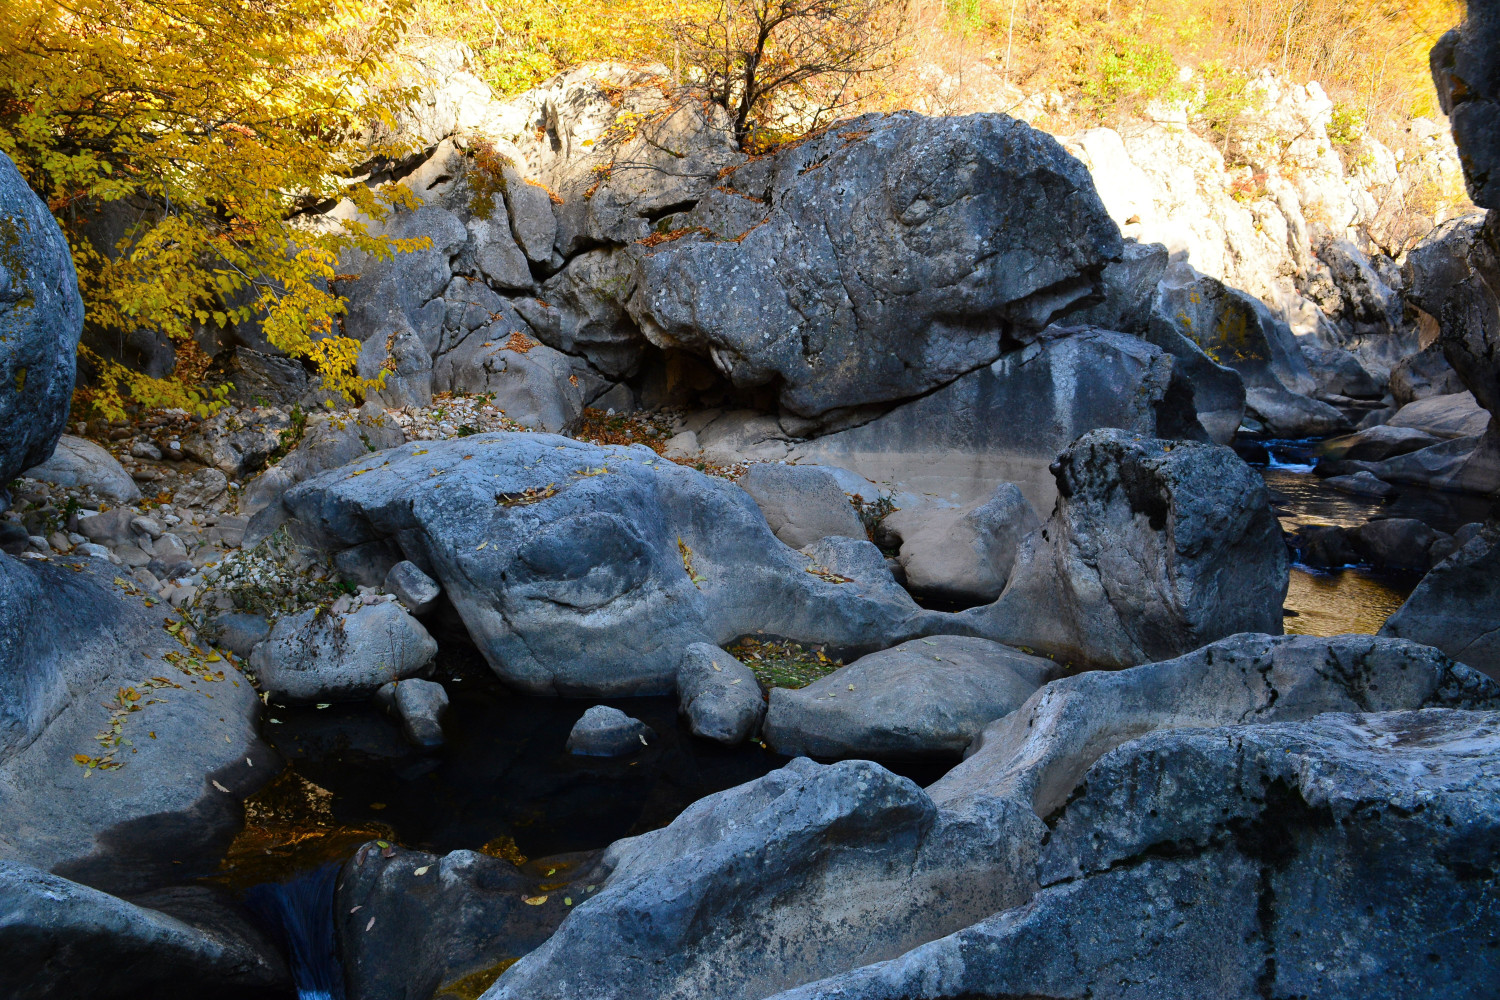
[0,0,429,419]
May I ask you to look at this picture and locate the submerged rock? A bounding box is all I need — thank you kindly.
[566,705,654,757]
[0,861,287,1000]
[763,636,1058,760]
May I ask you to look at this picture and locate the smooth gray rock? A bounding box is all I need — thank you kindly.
[212,612,270,659]
[1386,389,1491,438]
[337,843,601,1000]
[1348,517,1452,572]
[763,636,1059,760]
[1243,384,1353,437]
[629,112,1122,420]
[885,484,1041,605]
[486,759,945,1000]
[0,861,287,1000]
[767,709,1500,1000]
[384,559,442,615]
[791,326,1206,512]
[738,465,866,549]
[1431,5,1500,208]
[392,677,449,747]
[1301,342,1383,400]
[956,430,1288,670]
[432,332,584,433]
[0,150,84,495]
[0,555,271,892]
[249,601,437,703]
[76,506,137,548]
[676,643,764,746]
[274,434,940,696]
[1382,528,1500,680]
[566,705,653,756]
[468,214,533,292]
[23,434,142,503]
[1323,470,1397,498]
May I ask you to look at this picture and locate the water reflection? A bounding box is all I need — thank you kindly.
[1283,566,1413,637]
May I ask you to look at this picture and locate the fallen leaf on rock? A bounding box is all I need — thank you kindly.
[366,916,375,931]
[212,780,230,793]
[413,865,430,876]
[524,895,548,905]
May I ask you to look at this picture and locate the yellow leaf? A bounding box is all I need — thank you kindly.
[524,895,548,905]
[413,865,430,876]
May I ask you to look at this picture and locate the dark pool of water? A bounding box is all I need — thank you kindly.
[256,644,948,867]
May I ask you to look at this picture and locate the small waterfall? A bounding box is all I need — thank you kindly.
[245,861,346,1000]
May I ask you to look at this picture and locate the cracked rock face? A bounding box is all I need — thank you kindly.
[768,709,1500,1000]
[1431,4,1500,210]
[955,429,1288,669]
[628,111,1123,420]
[274,433,939,696]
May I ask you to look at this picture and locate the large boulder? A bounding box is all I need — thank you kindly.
[766,709,1500,1000]
[0,555,271,893]
[0,150,84,496]
[22,434,142,503]
[790,326,1206,512]
[0,861,287,1000]
[884,484,1041,605]
[248,599,437,703]
[955,430,1287,669]
[763,636,1058,760]
[272,433,941,696]
[240,402,405,516]
[628,112,1123,420]
[1431,4,1500,209]
[480,633,1495,1000]
[1386,389,1492,438]
[1382,527,1500,681]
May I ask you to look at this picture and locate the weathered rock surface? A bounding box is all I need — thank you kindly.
[791,326,1206,512]
[22,434,142,503]
[1382,527,1500,681]
[249,600,437,703]
[481,634,1494,1000]
[338,843,604,1000]
[1431,3,1500,209]
[0,150,84,496]
[764,636,1058,760]
[181,406,291,478]
[956,430,1287,669]
[566,705,654,756]
[1389,342,1466,404]
[738,464,866,549]
[767,709,1500,1000]
[432,331,585,433]
[1243,384,1352,437]
[1386,389,1492,438]
[884,484,1041,605]
[0,555,270,892]
[676,643,764,746]
[0,861,287,1000]
[273,433,940,696]
[629,112,1123,420]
